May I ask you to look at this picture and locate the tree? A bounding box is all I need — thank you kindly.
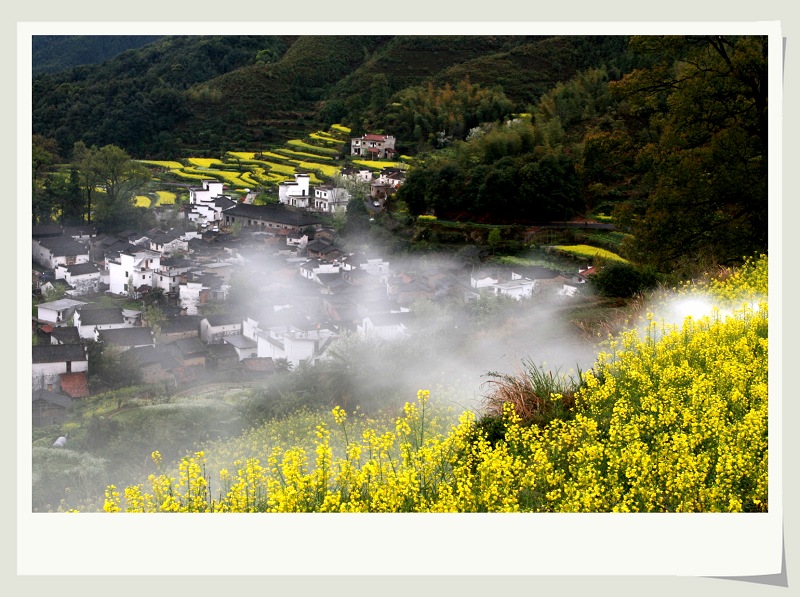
[71,141,99,224]
[142,304,166,340]
[608,36,768,271]
[32,135,61,225]
[342,190,371,237]
[45,168,83,225]
[487,228,502,254]
[590,262,659,298]
[73,143,151,230]
[32,135,59,190]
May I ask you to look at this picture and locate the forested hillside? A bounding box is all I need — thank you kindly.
[31,35,635,158]
[31,34,769,274]
[31,35,165,74]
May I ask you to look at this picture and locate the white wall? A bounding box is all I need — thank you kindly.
[32,361,88,391]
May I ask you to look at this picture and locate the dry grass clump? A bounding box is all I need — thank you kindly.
[480,358,581,429]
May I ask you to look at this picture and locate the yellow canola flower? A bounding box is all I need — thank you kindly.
[99,256,768,513]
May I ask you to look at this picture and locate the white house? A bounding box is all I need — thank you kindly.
[356,312,409,341]
[558,284,579,297]
[54,262,101,295]
[278,173,311,208]
[148,230,188,255]
[179,279,208,316]
[74,307,131,340]
[189,179,225,205]
[187,195,237,227]
[378,168,405,189]
[153,264,188,294]
[341,253,391,282]
[255,325,337,369]
[186,180,239,228]
[470,270,500,289]
[179,273,228,315]
[200,315,243,344]
[286,231,309,250]
[107,249,162,296]
[312,185,350,213]
[36,299,87,326]
[223,335,259,361]
[299,259,341,283]
[491,278,535,300]
[340,166,373,182]
[32,344,88,393]
[350,134,397,159]
[33,236,91,270]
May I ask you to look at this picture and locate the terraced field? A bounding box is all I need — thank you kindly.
[134,124,403,205]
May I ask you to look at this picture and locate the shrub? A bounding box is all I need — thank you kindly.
[591,262,659,298]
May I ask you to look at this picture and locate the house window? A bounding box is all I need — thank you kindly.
[66,361,72,373]
[47,384,53,391]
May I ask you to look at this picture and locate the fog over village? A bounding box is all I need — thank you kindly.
[31,168,612,510]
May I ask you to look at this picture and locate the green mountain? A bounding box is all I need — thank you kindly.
[32,35,166,75]
[31,35,633,158]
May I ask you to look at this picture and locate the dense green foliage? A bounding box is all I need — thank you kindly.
[602,36,769,271]
[32,35,289,157]
[32,35,633,159]
[32,35,165,74]
[382,79,515,149]
[31,34,770,273]
[33,140,153,231]
[589,262,660,298]
[396,118,584,222]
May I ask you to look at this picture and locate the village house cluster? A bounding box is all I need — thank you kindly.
[31,156,587,427]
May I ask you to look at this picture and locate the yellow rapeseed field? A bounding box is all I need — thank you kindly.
[550,244,629,264]
[104,255,768,513]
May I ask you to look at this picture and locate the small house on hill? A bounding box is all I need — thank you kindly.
[32,344,88,394]
[36,299,87,326]
[74,307,129,340]
[350,134,396,160]
[32,388,72,427]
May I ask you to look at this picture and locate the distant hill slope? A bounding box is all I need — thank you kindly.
[32,35,633,159]
[32,35,166,74]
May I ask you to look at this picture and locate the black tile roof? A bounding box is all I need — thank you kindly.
[172,337,206,355]
[97,327,155,347]
[50,326,81,344]
[31,224,64,238]
[124,345,178,369]
[36,236,88,256]
[32,344,86,363]
[32,388,72,408]
[65,263,100,276]
[161,315,203,334]
[77,308,125,325]
[225,204,321,227]
[204,315,242,327]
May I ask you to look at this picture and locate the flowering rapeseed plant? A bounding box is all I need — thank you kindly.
[102,256,768,513]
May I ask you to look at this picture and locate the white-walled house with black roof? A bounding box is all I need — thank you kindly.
[96,326,155,351]
[32,344,88,393]
[33,236,91,270]
[36,299,87,326]
[74,307,132,340]
[222,203,322,233]
[54,262,101,295]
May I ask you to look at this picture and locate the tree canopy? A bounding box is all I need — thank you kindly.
[606,35,768,270]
